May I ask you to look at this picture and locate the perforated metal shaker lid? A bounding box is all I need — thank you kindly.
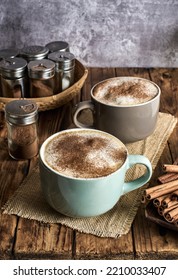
[45,41,70,53]
[0,57,27,79]
[20,45,49,61]
[28,59,55,79]
[5,100,38,125]
[48,51,75,71]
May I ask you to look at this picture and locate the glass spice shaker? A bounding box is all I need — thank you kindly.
[0,48,19,96]
[5,100,39,160]
[48,51,75,94]
[0,57,28,98]
[45,41,70,53]
[19,45,49,62]
[28,59,55,98]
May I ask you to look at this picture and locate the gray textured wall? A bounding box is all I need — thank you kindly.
[0,0,178,67]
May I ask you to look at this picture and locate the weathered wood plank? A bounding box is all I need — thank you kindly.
[115,67,150,79]
[149,68,178,162]
[0,214,17,259]
[149,68,178,116]
[75,231,134,260]
[0,160,28,259]
[14,220,73,259]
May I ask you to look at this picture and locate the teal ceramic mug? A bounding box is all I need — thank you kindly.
[39,128,152,218]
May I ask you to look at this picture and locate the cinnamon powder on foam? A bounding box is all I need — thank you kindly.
[44,132,127,178]
[93,78,158,105]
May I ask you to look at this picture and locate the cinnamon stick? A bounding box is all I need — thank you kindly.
[144,180,178,200]
[145,158,178,226]
[161,195,172,208]
[162,201,178,215]
[162,164,178,173]
[173,214,178,223]
[141,195,147,203]
[170,190,178,201]
[157,201,178,217]
[158,158,178,183]
[153,194,168,207]
[158,206,164,216]
[158,173,178,184]
[164,207,178,222]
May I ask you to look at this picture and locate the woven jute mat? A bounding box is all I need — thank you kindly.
[2,112,177,238]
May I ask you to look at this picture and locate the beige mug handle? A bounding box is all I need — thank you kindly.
[73,100,94,128]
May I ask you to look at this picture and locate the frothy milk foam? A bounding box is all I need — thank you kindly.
[44,130,127,178]
[92,77,158,106]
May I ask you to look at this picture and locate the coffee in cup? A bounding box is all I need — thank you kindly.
[73,77,161,143]
[92,76,158,106]
[44,129,127,178]
[40,128,152,217]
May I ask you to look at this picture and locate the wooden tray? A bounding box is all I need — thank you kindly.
[145,202,178,232]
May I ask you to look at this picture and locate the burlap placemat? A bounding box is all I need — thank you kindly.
[2,112,177,238]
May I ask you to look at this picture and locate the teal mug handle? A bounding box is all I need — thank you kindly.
[123,155,152,195]
[73,100,94,128]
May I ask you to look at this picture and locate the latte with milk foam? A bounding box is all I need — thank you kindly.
[44,130,127,178]
[92,77,159,106]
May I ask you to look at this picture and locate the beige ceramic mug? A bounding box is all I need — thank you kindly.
[73,77,161,143]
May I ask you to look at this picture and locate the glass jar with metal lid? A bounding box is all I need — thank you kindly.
[5,100,39,160]
[28,59,55,98]
[48,51,75,94]
[19,45,49,62]
[0,48,19,96]
[0,57,28,98]
[45,41,70,53]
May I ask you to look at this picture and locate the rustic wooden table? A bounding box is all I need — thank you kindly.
[0,67,178,260]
